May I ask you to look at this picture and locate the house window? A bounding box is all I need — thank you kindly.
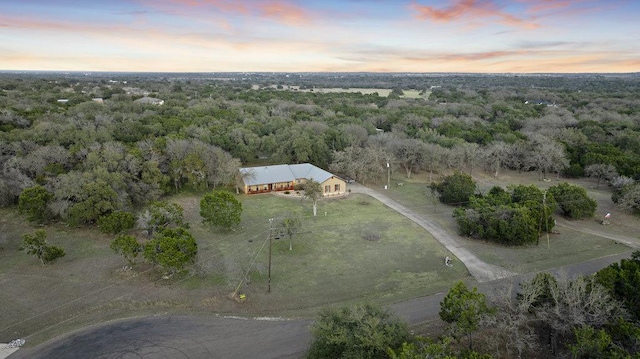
[324,185,330,193]
[264,185,268,190]
[335,184,340,192]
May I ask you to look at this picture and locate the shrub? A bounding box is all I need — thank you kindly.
[143,227,197,275]
[20,229,65,265]
[548,182,597,219]
[307,303,410,359]
[453,185,555,246]
[431,172,476,205]
[199,190,242,231]
[18,185,53,223]
[110,234,142,265]
[98,210,135,234]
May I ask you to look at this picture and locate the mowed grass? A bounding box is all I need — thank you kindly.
[0,191,467,344]
[176,192,468,316]
[381,169,636,274]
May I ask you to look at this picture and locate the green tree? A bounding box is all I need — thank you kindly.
[439,281,491,350]
[110,234,141,266]
[18,185,52,223]
[143,227,197,275]
[307,303,410,359]
[20,229,65,265]
[595,251,640,321]
[432,172,476,206]
[199,190,242,231]
[303,179,323,216]
[548,182,597,219]
[98,210,135,234]
[279,211,302,251]
[569,325,625,359]
[138,201,188,237]
[388,337,492,359]
[67,179,120,226]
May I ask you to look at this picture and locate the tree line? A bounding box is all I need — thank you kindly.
[1,73,639,227]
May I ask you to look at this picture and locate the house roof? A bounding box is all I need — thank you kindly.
[134,96,164,105]
[239,163,335,186]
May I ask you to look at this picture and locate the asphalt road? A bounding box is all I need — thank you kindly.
[9,185,637,359]
[10,316,313,359]
[11,251,633,359]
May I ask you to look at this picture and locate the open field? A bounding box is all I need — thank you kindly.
[2,167,637,347]
[250,84,430,98]
[381,168,639,274]
[0,192,467,345]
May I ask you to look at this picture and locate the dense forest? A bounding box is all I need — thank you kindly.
[1,72,639,226]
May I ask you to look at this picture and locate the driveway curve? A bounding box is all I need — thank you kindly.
[349,183,515,282]
[10,251,633,359]
[10,186,638,359]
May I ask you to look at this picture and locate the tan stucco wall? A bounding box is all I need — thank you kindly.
[320,176,347,196]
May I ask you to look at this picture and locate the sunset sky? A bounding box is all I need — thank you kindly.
[1,0,638,73]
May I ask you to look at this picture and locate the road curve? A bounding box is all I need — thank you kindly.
[349,183,515,282]
[10,252,633,359]
[10,186,636,359]
[10,316,313,359]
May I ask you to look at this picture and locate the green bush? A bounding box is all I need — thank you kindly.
[548,182,597,219]
[110,234,141,265]
[432,172,476,206]
[307,303,410,359]
[20,229,65,265]
[454,185,555,246]
[143,227,197,274]
[200,190,242,231]
[18,185,53,223]
[98,210,135,234]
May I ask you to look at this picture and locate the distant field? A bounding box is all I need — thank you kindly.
[251,84,430,98]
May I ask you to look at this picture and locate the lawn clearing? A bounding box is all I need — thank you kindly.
[0,191,468,345]
[176,192,468,316]
[380,169,637,274]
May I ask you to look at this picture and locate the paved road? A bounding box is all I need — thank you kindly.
[349,184,515,282]
[10,251,633,359]
[9,186,637,359]
[10,316,313,359]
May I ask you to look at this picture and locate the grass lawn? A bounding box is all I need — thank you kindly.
[175,192,468,315]
[0,191,468,345]
[381,169,637,274]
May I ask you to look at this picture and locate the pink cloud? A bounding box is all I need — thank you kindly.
[141,0,314,26]
[521,0,574,12]
[409,0,539,29]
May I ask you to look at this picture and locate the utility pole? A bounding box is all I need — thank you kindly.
[267,218,273,293]
[543,190,550,249]
[386,162,390,190]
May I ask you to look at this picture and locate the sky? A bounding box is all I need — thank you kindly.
[0,0,638,73]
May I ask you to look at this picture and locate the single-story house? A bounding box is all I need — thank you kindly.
[134,96,164,105]
[239,163,347,197]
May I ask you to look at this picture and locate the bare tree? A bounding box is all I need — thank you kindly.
[389,138,425,179]
[585,163,618,188]
[480,141,511,178]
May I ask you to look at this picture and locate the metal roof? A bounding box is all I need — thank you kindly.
[239,163,334,186]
